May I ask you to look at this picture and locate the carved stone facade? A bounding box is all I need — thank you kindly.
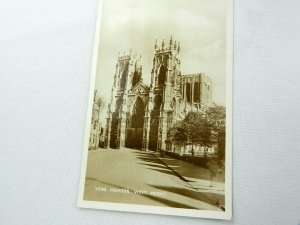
[104,37,212,151]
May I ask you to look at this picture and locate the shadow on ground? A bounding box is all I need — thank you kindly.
[84,178,198,209]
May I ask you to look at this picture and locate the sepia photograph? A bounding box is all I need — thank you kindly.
[78,0,232,219]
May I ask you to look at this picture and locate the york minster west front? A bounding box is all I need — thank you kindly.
[104,37,212,151]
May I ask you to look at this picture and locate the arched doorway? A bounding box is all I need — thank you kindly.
[125,97,145,149]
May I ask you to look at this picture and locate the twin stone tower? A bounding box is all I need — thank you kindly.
[104,37,212,151]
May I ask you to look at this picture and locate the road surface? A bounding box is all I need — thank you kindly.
[84,148,223,210]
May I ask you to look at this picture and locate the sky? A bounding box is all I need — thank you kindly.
[94,0,228,121]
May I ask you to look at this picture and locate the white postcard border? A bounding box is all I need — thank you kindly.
[78,0,233,220]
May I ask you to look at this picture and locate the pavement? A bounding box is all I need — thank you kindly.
[84,148,225,210]
[153,152,225,207]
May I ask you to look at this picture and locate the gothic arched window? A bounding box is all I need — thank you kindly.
[154,95,162,110]
[186,83,191,102]
[194,82,200,103]
[132,71,140,87]
[120,64,128,89]
[158,65,166,86]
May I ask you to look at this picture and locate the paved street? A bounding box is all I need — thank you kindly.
[84,148,224,210]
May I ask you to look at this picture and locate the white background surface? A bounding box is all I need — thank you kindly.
[0,0,300,224]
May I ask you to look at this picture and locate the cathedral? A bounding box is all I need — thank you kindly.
[104,37,212,151]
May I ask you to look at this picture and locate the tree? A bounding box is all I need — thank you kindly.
[206,104,226,160]
[94,90,105,112]
[167,104,226,186]
[96,96,105,111]
[185,112,218,156]
[167,120,188,147]
[168,104,225,158]
[206,104,226,122]
[205,104,226,185]
[217,125,226,160]
[168,111,216,157]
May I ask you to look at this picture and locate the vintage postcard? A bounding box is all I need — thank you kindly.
[78,0,232,220]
